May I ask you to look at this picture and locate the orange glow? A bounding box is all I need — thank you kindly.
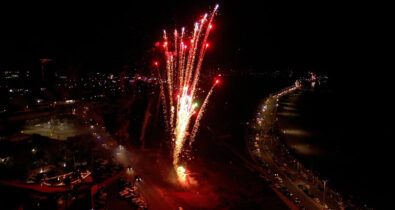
[176,166,187,183]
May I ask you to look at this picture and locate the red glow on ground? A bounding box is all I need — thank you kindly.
[155,41,160,47]
[215,79,220,84]
[206,43,210,48]
[153,61,159,66]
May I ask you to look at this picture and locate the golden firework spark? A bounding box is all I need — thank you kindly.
[154,5,220,173]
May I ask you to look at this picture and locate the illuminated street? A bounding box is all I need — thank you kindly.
[248,85,345,209]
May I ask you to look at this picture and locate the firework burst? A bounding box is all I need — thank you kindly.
[154,4,220,174]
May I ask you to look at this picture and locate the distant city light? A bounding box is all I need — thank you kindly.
[65,100,75,104]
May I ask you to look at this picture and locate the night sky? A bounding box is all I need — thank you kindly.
[0,1,353,75]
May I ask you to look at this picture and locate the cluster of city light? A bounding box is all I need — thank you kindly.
[154,4,219,180]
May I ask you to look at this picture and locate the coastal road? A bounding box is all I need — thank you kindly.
[249,87,343,210]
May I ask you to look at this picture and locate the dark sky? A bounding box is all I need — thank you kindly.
[0,1,354,75]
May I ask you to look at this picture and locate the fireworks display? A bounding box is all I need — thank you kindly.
[154,4,219,177]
